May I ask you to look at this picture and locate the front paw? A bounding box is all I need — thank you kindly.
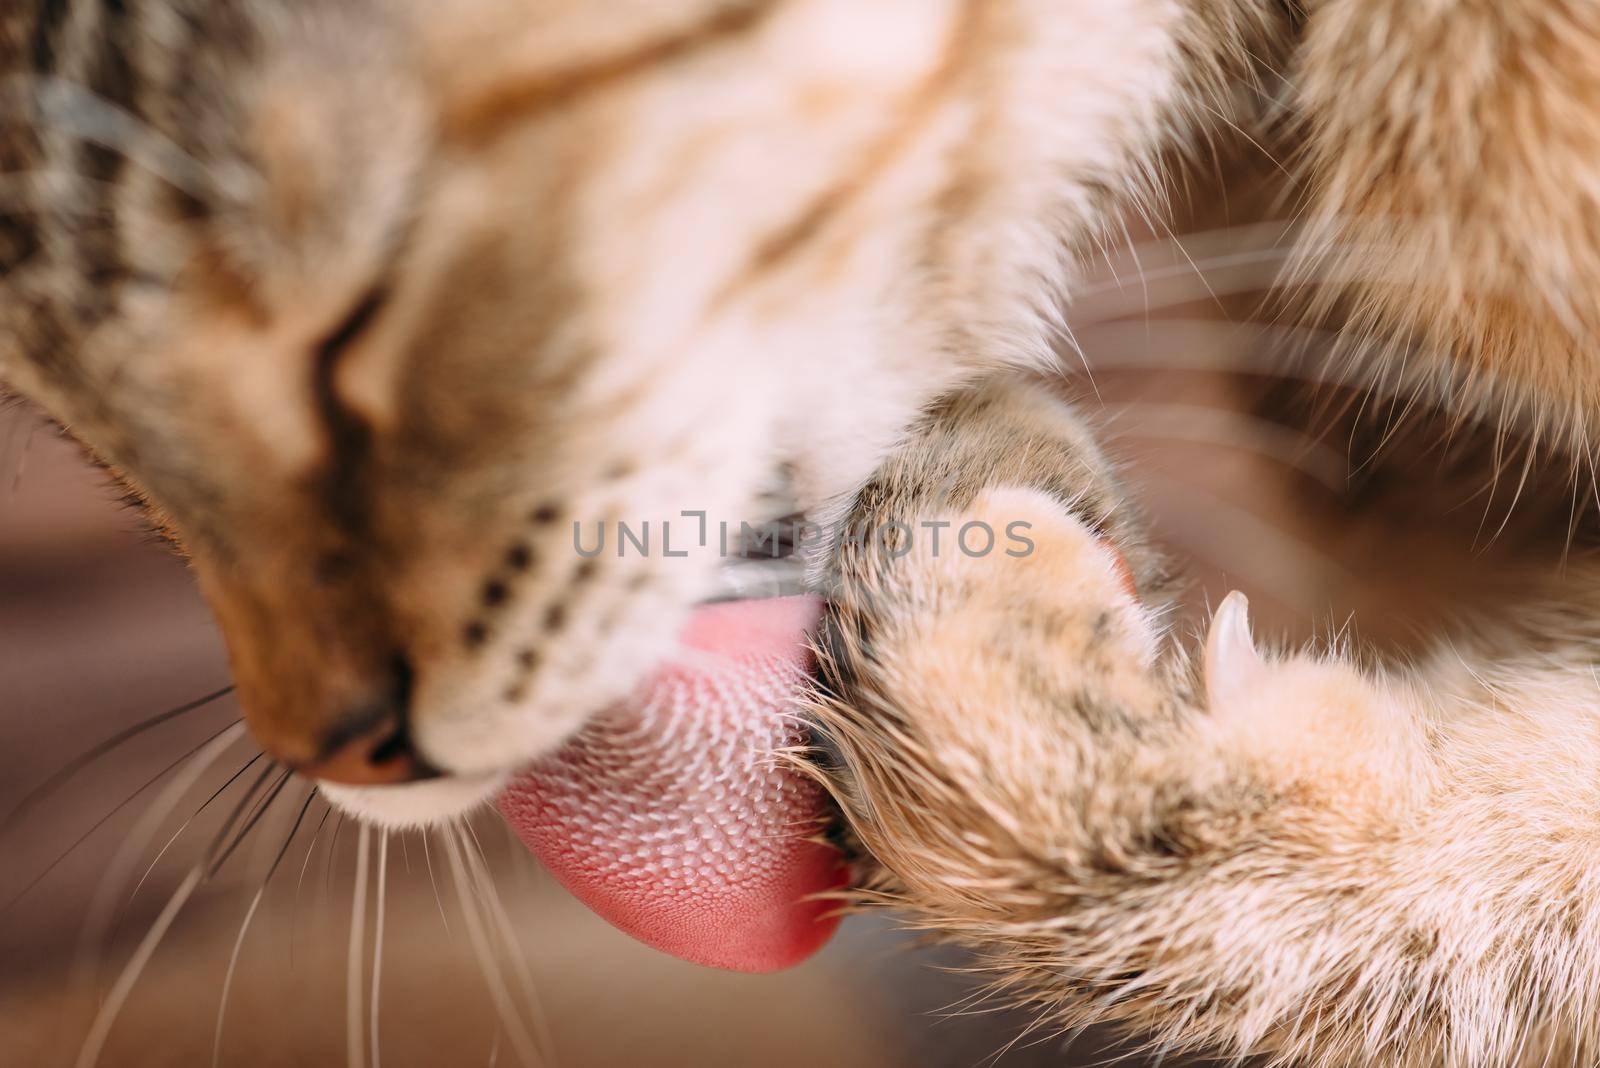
[807,483,1183,905]
[813,483,1179,799]
[903,484,1169,698]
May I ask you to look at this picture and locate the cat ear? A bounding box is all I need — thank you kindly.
[1205,591,1264,710]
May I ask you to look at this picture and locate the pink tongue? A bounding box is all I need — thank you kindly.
[497,596,845,973]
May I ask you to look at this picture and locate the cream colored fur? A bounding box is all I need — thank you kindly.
[0,0,1280,811]
[8,3,1600,1063]
[810,376,1600,1067]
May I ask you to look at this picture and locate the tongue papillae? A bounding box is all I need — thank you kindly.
[497,596,846,973]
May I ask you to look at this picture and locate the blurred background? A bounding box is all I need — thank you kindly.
[0,199,1572,1067]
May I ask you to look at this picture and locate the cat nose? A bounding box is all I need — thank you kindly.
[300,710,432,785]
[296,658,435,786]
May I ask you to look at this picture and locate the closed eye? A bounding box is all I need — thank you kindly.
[311,283,393,533]
[317,285,390,367]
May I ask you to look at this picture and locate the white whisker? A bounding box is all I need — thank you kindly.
[73,724,247,995]
[347,825,370,1068]
[210,887,268,1067]
[324,814,348,913]
[461,830,556,1064]
[2,685,236,843]
[371,829,388,1068]
[291,804,335,966]
[213,792,317,1067]
[1099,401,1348,491]
[422,830,451,935]
[3,75,222,197]
[1075,243,1439,326]
[207,769,292,879]
[443,825,542,1067]
[73,761,276,1068]
[74,865,204,1068]
[1069,317,1473,416]
[1129,472,1355,613]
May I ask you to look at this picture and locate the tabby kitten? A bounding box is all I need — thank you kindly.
[0,0,1281,819]
[6,2,1600,1066]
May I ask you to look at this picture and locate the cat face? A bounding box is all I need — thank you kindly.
[1,0,982,816]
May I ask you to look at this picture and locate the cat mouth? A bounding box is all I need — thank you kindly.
[494,512,849,972]
[496,594,847,972]
[327,518,847,972]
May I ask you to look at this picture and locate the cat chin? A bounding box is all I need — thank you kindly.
[319,772,508,829]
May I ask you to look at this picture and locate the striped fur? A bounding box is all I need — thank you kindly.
[6,4,1600,1063]
[809,375,1600,1067]
[0,0,1289,803]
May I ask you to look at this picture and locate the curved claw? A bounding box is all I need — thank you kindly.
[1205,591,1264,710]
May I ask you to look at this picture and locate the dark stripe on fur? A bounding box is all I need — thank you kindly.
[29,0,70,75]
[0,10,43,277]
[76,0,141,308]
[447,0,787,144]
[311,285,389,536]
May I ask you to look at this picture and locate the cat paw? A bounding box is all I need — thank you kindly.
[835,484,1169,722]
